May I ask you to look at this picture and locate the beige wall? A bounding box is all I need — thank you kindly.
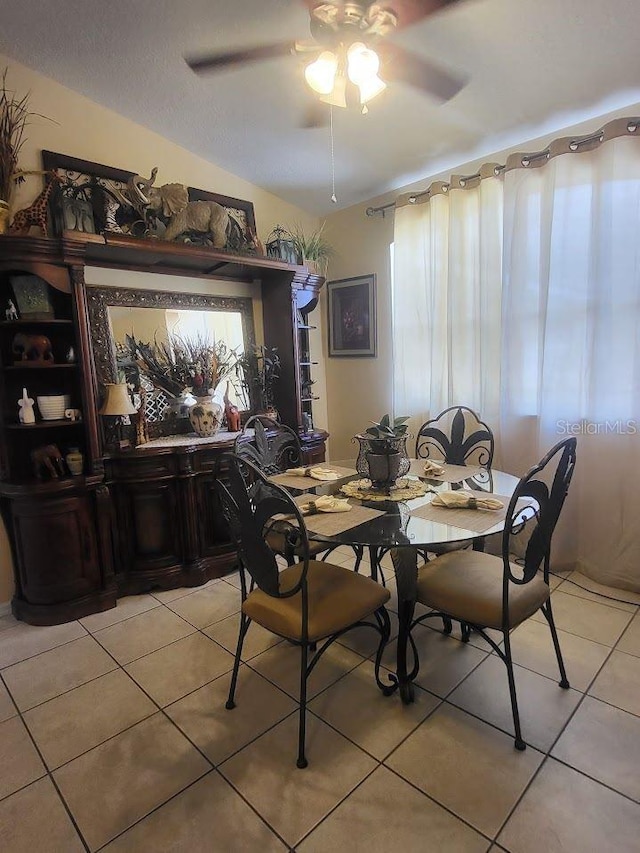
[0,55,325,605]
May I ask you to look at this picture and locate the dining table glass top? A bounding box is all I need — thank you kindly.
[276,460,521,550]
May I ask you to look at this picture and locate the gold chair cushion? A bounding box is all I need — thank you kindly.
[242,561,390,643]
[416,551,549,630]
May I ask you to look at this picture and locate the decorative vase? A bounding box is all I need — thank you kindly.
[188,389,224,437]
[0,200,9,235]
[354,433,411,490]
[65,447,84,476]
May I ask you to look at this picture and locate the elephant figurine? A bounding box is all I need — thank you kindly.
[163,200,229,247]
[31,444,66,480]
[12,333,54,364]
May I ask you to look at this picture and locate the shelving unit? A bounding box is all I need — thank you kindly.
[0,233,332,623]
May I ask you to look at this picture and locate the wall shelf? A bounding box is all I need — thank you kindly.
[5,419,82,430]
[4,364,77,371]
[0,319,74,327]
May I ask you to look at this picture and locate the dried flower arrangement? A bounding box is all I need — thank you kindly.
[126,333,238,398]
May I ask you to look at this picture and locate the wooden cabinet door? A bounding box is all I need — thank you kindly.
[112,480,183,573]
[12,494,100,605]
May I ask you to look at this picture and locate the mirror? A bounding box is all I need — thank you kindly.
[87,285,256,438]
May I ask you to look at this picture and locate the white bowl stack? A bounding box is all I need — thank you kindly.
[37,395,71,421]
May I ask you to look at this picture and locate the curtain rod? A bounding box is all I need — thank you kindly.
[365,117,640,217]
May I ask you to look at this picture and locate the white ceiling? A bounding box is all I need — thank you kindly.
[1,0,640,215]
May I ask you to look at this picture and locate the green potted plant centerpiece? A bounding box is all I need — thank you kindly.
[355,414,411,490]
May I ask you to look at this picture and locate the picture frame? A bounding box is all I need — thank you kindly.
[10,275,55,320]
[327,274,377,357]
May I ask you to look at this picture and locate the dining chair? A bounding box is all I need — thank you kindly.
[415,405,495,469]
[234,414,303,475]
[235,415,363,568]
[216,454,393,768]
[410,436,577,750]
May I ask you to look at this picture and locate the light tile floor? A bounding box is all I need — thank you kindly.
[1,563,640,851]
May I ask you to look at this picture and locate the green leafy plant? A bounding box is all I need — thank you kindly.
[289,222,333,275]
[235,345,281,413]
[364,414,410,454]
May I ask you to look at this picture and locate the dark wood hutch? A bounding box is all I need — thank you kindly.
[0,233,326,624]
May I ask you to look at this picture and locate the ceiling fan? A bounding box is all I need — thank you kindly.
[185,1,466,120]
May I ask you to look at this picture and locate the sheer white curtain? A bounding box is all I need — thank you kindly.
[392,174,503,436]
[501,136,640,590]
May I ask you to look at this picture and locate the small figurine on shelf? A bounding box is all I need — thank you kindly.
[65,447,84,476]
[224,381,241,432]
[65,345,76,364]
[31,444,65,479]
[5,299,18,321]
[18,387,35,424]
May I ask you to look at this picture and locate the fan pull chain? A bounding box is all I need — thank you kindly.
[330,106,337,204]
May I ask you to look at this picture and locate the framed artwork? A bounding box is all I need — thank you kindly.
[327,274,377,357]
[10,275,54,320]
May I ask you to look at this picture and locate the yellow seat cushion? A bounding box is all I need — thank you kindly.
[242,561,390,643]
[416,551,549,630]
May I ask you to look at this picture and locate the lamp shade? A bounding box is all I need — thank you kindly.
[99,384,137,416]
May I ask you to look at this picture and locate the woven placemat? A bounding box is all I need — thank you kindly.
[340,478,429,502]
[409,493,515,534]
[290,495,385,536]
[270,465,357,492]
[408,459,483,482]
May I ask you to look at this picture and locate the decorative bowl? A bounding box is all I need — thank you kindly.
[37,394,71,421]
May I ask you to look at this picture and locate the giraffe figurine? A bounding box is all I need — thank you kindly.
[9,172,63,237]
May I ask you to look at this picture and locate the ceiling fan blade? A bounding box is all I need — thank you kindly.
[371,0,464,31]
[186,42,296,74]
[379,43,466,101]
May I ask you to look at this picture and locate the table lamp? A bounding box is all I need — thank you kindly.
[99,383,137,449]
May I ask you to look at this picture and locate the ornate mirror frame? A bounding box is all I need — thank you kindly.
[86,285,256,442]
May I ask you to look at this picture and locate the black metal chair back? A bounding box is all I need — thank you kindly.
[216,454,309,600]
[234,415,302,475]
[415,405,494,468]
[501,436,577,600]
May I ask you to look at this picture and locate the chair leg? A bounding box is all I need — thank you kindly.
[297,642,309,768]
[503,630,526,750]
[460,622,471,642]
[226,612,251,710]
[442,616,453,634]
[540,601,570,689]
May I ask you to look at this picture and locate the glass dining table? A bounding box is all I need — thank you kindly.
[276,461,520,703]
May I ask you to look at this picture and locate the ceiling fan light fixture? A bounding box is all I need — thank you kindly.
[346,42,379,84]
[305,50,338,95]
[358,73,387,104]
[319,73,347,108]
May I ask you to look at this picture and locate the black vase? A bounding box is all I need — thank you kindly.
[366,451,402,490]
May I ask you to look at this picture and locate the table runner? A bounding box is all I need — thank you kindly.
[409,494,517,534]
[269,465,357,492]
[407,459,483,482]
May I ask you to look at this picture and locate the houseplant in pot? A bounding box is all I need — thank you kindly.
[290,223,333,277]
[355,414,411,490]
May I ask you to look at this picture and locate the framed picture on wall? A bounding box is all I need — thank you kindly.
[327,274,376,357]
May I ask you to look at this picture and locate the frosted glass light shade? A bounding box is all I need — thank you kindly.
[99,383,137,416]
[305,51,338,95]
[358,74,387,104]
[347,42,380,84]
